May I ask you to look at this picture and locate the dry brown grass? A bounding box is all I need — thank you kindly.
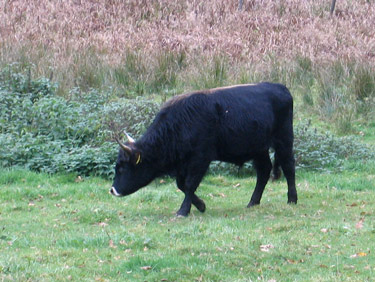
[1,0,374,88]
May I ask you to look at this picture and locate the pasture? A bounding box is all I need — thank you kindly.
[1,164,375,281]
[1,1,375,281]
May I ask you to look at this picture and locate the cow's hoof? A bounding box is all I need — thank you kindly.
[287,199,297,205]
[247,201,260,208]
[287,193,298,205]
[176,209,189,217]
[194,199,206,213]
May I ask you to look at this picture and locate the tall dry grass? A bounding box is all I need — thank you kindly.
[1,0,375,66]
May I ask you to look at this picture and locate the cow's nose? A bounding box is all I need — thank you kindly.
[110,187,121,197]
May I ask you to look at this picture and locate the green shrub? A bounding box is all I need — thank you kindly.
[294,121,374,171]
[0,68,160,177]
[101,97,160,139]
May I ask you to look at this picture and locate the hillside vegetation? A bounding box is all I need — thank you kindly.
[0,0,374,175]
[1,0,374,131]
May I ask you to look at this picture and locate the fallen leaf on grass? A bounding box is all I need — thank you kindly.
[109,240,117,249]
[355,218,364,229]
[260,244,274,252]
[286,258,304,264]
[196,275,203,281]
[350,252,367,258]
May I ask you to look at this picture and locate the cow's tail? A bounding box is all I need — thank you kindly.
[271,152,282,181]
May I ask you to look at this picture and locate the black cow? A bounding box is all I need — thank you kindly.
[110,83,297,216]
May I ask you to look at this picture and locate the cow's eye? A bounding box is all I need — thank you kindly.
[115,164,124,174]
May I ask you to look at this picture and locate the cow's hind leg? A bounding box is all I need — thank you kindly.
[278,150,297,204]
[274,144,297,204]
[247,152,272,207]
[176,176,206,213]
[272,152,282,181]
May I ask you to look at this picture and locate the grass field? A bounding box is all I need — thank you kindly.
[1,162,375,281]
[1,1,375,281]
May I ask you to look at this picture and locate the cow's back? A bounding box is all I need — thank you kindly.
[140,82,293,167]
[207,83,293,164]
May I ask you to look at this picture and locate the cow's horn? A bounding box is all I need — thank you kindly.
[114,137,132,155]
[124,130,135,144]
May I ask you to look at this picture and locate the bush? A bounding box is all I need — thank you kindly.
[294,121,374,171]
[0,68,160,177]
[101,97,160,139]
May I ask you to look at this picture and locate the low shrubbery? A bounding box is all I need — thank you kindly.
[0,68,159,177]
[0,68,373,178]
[293,121,374,171]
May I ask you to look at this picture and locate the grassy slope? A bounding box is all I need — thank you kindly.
[1,164,374,281]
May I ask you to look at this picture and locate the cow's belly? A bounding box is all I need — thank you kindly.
[215,147,269,166]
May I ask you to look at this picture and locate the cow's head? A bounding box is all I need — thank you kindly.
[110,133,155,197]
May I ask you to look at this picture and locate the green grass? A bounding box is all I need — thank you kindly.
[355,122,375,146]
[1,164,375,281]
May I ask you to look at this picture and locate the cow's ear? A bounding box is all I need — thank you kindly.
[131,151,142,166]
[118,149,131,163]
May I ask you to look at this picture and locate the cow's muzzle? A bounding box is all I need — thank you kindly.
[109,187,122,197]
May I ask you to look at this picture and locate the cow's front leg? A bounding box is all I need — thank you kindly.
[176,192,193,217]
[176,163,209,217]
[176,173,206,215]
[176,191,206,216]
[176,176,206,213]
[192,195,206,212]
